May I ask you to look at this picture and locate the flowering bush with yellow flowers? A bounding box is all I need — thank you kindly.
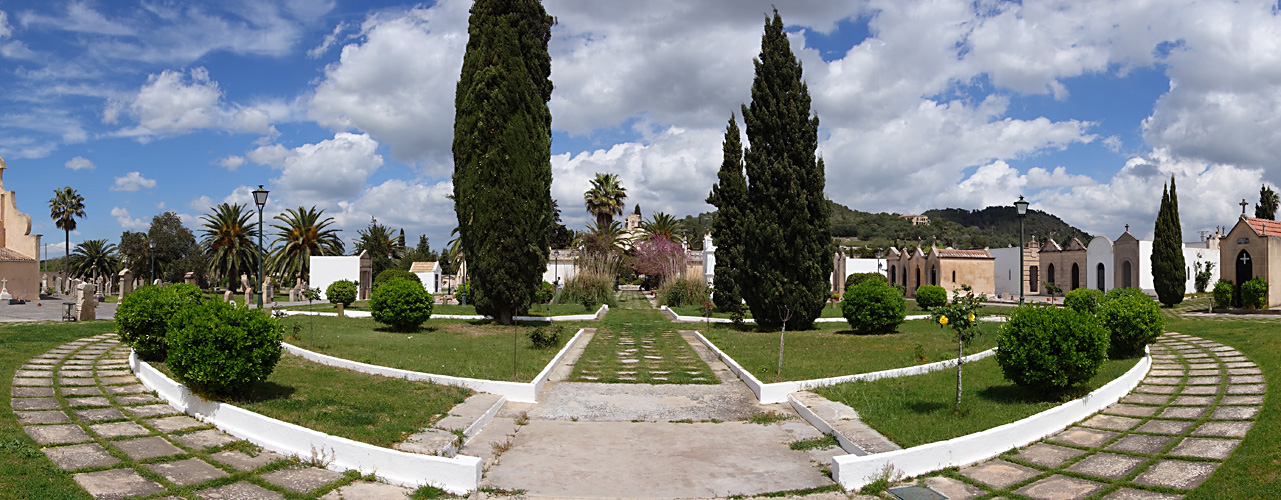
[929,284,988,411]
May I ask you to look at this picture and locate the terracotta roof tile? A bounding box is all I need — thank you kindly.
[408,261,436,273]
[933,248,993,259]
[1246,217,1281,237]
[0,247,34,262]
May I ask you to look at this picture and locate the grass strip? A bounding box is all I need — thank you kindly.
[284,301,591,317]
[567,294,718,385]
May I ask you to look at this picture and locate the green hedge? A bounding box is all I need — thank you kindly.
[1212,280,1234,308]
[1242,277,1268,309]
[166,300,283,395]
[370,278,433,331]
[914,285,947,310]
[1064,288,1104,314]
[374,269,420,292]
[326,279,358,306]
[842,280,905,334]
[115,284,204,361]
[996,305,1109,391]
[1098,288,1164,358]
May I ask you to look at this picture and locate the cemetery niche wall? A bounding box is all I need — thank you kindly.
[1220,216,1281,308]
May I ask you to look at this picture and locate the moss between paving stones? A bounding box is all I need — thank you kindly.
[567,291,718,385]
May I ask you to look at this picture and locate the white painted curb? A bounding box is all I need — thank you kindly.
[130,352,482,494]
[829,347,1152,491]
[281,304,607,322]
[693,331,996,404]
[281,328,587,404]
[661,306,1002,324]
[787,393,867,456]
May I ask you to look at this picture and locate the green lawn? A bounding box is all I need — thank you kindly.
[703,319,1001,383]
[277,315,574,381]
[669,298,999,320]
[0,321,116,500]
[285,301,592,317]
[815,354,1142,448]
[152,355,472,448]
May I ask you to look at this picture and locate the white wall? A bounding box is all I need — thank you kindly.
[990,247,1022,298]
[414,268,442,294]
[1137,240,1155,292]
[311,256,360,301]
[1086,237,1113,292]
[542,261,576,286]
[1183,245,1220,294]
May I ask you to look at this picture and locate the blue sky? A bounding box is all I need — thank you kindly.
[2,0,1278,260]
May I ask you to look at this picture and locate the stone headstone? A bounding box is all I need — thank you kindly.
[262,277,273,304]
[183,272,197,285]
[0,278,11,301]
[117,269,133,300]
[75,283,96,321]
[244,288,252,306]
[240,274,251,294]
[223,289,233,303]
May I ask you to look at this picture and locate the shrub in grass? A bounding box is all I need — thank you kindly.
[842,280,906,334]
[1241,277,1268,309]
[1101,287,1147,304]
[556,274,616,308]
[914,285,946,310]
[1212,279,1234,308]
[115,283,204,361]
[374,269,421,292]
[370,278,433,331]
[845,272,888,288]
[996,305,1109,391]
[528,325,565,349]
[536,281,555,305]
[166,300,283,395]
[659,278,710,307]
[326,279,358,306]
[1097,289,1164,358]
[1064,288,1104,314]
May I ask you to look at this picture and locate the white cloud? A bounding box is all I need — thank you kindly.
[188,195,214,212]
[308,21,348,58]
[110,207,147,230]
[269,132,384,206]
[122,67,278,138]
[246,144,292,167]
[110,171,156,192]
[216,155,245,171]
[332,179,455,236]
[0,11,11,38]
[20,3,135,36]
[63,155,93,170]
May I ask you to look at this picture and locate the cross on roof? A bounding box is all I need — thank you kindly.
[1241,198,1250,216]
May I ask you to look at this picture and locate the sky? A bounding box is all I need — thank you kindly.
[2,0,1279,260]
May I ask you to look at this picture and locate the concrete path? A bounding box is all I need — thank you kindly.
[0,294,117,322]
[13,333,411,499]
[907,332,1263,499]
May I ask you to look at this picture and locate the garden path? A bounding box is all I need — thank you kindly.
[12,333,406,499]
[902,332,1263,500]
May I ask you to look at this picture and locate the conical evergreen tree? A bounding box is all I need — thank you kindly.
[1152,175,1186,306]
[452,0,554,325]
[707,115,747,315]
[739,9,833,330]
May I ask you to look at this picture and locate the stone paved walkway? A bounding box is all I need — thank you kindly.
[910,332,1262,500]
[13,333,411,499]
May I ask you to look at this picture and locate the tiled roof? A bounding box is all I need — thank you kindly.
[1245,217,1281,237]
[0,247,34,262]
[933,248,993,259]
[408,261,436,273]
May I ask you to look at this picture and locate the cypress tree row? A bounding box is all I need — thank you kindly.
[452,0,555,325]
[739,9,833,330]
[707,115,747,315]
[1152,175,1186,306]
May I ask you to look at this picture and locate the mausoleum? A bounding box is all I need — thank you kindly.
[0,157,41,300]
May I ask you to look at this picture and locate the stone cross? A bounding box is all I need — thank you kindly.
[1241,198,1250,216]
[0,278,10,301]
[1240,253,1251,265]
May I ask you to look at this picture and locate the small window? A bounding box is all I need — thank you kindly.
[951,270,956,282]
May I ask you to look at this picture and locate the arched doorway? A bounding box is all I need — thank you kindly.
[1236,249,1253,307]
[1071,263,1080,290]
[1096,263,1105,291]
[890,266,896,284]
[1029,266,1039,293]
[931,266,937,285]
[1047,264,1056,287]
[1122,260,1132,288]
[915,267,920,290]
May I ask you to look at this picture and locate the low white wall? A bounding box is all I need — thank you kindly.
[281,328,587,404]
[830,348,1151,491]
[130,353,482,494]
[281,304,607,323]
[310,256,360,301]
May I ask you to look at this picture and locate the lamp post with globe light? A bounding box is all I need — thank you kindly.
[1015,195,1030,305]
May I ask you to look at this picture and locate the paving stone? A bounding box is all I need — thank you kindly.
[1224,362,1256,368]
[113,436,185,460]
[1227,384,1266,394]
[104,384,146,394]
[1218,356,1248,362]
[209,449,285,471]
[66,397,112,407]
[12,377,53,387]
[11,398,60,410]
[60,386,103,396]
[114,394,162,405]
[1211,406,1260,420]
[1135,420,1195,435]
[1122,393,1170,405]
[16,410,70,424]
[63,360,93,365]
[1147,370,1183,377]
[148,415,203,432]
[73,468,166,500]
[1227,367,1263,375]
[24,424,91,445]
[1158,406,1207,419]
[197,482,286,500]
[1066,453,1146,479]
[1050,427,1118,448]
[173,429,238,450]
[1171,395,1215,406]
[1082,414,1141,431]
[1105,404,1158,417]
[1134,460,1219,489]
[74,408,126,422]
[59,378,98,386]
[1101,488,1181,500]
[1170,437,1240,459]
[125,404,179,418]
[1193,421,1253,438]
[90,421,152,438]
[959,460,1039,489]
[1182,353,1210,359]
[1142,377,1182,385]
[319,481,413,500]
[261,467,345,493]
[43,443,120,470]
[1221,395,1265,405]
[58,370,94,378]
[1187,363,1217,370]
[146,457,228,486]
[1181,385,1220,395]
[11,387,54,397]
[1107,434,1173,454]
[14,370,54,378]
[99,376,139,386]
[1185,376,1220,385]
[26,359,58,365]
[1011,443,1087,467]
[1228,375,1265,384]
[1135,385,1177,394]
[1015,474,1105,500]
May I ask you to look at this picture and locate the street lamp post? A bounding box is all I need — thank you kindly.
[149,239,156,285]
[1014,195,1030,305]
[252,185,270,309]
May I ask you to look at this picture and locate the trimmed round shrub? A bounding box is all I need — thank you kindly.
[166,300,283,395]
[326,279,358,306]
[370,278,433,331]
[1098,289,1164,358]
[914,285,947,310]
[845,272,889,289]
[374,269,421,292]
[115,283,204,361]
[996,305,1109,391]
[1064,288,1104,314]
[1241,277,1268,309]
[1212,280,1234,309]
[842,280,906,334]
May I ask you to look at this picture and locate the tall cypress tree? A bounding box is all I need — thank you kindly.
[452,0,554,325]
[707,115,747,315]
[1152,175,1186,306]
[740,9,833,330]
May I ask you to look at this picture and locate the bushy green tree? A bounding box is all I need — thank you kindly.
[914,285,947,310]
[1256,184,1278,220]
[1152,176,1186,306]
[739,9,832,331]
[452,0,554,326]
[842,280,905,334]
[1098,289,1164,358]
[166,300,282,396]
[370,278,433,332]
[997,305,1109,391]
[707,115,748,316]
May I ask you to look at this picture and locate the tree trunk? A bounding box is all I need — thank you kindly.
[64,228,70,294]
[497,308,514,326]
[777,323,787,379]
[956,335,964,411]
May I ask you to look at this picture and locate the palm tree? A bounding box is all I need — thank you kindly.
[583,173,627,227]
[68,239,120,283]
[642,212,682,243]
[267,206,344,284]
[199,203,258,291]
[49,187,86,293]
[577,220,629,252]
